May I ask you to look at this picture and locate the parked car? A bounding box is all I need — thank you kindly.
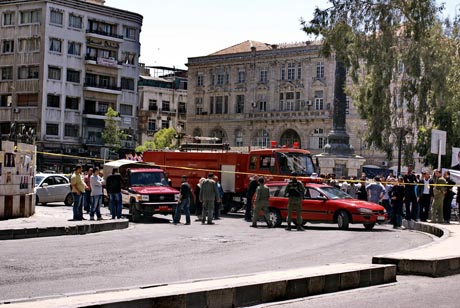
[263,181,387,230]
[35,173,73,206]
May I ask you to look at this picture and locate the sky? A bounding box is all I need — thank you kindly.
[106,0,460,70]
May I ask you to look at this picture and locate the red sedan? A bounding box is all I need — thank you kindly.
[263,182,387,230]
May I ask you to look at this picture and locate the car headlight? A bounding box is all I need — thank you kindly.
[174,194,180,201]
[357,208,373,214]
[136,194,149,201]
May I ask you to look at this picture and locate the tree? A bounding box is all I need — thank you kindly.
[101,107,126,152]
[135,128,176,153]
[302,0,460,167]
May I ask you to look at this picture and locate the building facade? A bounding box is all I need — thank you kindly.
[186,41,367,155]
[0,0,142,172]
[137,65,188,145]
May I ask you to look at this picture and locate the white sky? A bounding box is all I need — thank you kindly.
[106,0,460,70]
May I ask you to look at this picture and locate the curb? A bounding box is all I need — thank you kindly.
[4,263,396,308]
[0,220,129,240]
[372,221,460,277]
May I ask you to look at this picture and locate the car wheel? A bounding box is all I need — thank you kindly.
[130,203,141,223]
[268,208,282,227]
[363,223,375,230]
[64,193,73,207]
[337,211,350,230]
[35,195,40,205]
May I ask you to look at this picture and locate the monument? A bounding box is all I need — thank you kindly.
[315,61,365,177]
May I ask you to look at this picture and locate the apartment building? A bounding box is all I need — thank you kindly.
[137,65,188,146]
[0,0,142,172]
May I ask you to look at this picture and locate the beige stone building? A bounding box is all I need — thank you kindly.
[186,40,376,160]
[0,0,142,172]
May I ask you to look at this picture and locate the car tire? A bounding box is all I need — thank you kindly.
[35,195,40,205]
[64,193,73,207]
[130,203,141,223]
[337,211,350,230]
[363,223,375,230]
[268,208,282,227]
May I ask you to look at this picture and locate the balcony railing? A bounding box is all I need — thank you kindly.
[85,55,122,66]
[86,29,123,40]
[84,82,121,91]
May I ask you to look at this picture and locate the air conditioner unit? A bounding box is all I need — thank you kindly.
[382,161,388,166]
[13,108,20,113]
[306,100,312,106]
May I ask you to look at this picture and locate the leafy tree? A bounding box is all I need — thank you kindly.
[135,128,176,153]
[302,0,460,167]
[101,107,126,152]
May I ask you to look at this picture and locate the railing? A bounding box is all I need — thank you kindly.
[86,29,123,40]
[84,82,121,91]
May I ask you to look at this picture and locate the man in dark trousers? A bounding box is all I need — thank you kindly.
[443,170,455,224]
[173,175,191,225]
[417,171,432,222]
[403,166,419,221]
[285,176,305,231]
[106,168,123,219]
[245,175,259,222]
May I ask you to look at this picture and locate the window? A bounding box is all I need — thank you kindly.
[124,26,136,40]
[122,52,135,65]
[214,96,228,114]
[46,123,59,136]
[17,93,38,106]
[3,12,15,26]
[148,100,157,111]
[18,66,39,79]
[121,77,134,90]
[297,63,302,79]
[316,62,324,79]
[18,38,40,52]
[162,101,170,112]
[235,130,243,147]
[20,10,41,24]
[49,38,62,53]
[0,94,12,107]
[179,102,186,114]
[287,63,295,80]
[68,41,81,56]
[64,124,79,137]
[1,67,13,80]
[69,14,82,29]
[2,40,14,53]
[217,72,224,85]
[50,9,63,25]
[161,120,169,129]
[120,104,132,116]
[260,69,268,82]
[236,95,244,113]
[65,97,79,110]
[48,66,61,80]
[315,91,324,110]
[258,101,267,112]
[197,73,204,86]
[66,69,80,83]
[255,130,269,147]
[148,119,156,131]
[238,70,245,83]
[47,94,60,108]
[281,64,285,80]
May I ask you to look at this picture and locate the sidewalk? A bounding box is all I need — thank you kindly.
[0,205,128,240]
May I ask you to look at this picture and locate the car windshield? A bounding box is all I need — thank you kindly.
[35,176,45,187]
[130,172,167,187]
[318,186,354,200]
[276,152,316,176]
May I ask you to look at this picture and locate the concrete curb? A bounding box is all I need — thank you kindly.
[0,220,128,240]
[4,263,396,308]
[372,221,460,277]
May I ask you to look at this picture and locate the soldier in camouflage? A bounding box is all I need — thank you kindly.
[285,176,305,231]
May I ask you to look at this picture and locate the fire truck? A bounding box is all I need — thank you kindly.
[142,141,319,212]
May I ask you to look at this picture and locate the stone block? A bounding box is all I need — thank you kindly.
[154,294,186,308]
[207,288,234,308]
[186,291,207,307]
[340,271,360,290]
[261,280,287,303]
[308,276,325,295]
[286,278,308,299]
[323,273,340,293]
[234,284,261,307]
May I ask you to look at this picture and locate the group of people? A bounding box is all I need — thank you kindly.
[70,165,123,221]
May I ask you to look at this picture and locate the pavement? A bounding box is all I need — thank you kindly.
[1,207,459,308]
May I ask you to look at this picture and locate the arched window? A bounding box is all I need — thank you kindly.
[210,129,226,143]
[280,129,301,148]
[235,129,243,147]
[254,129,269,147]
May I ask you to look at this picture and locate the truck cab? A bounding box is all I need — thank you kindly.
[103,160,179,222]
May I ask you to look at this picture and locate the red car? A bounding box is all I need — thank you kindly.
[262,182,387,230]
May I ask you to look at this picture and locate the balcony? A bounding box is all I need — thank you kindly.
[86,29,124,42]
[83,82,122,95]
[187,110,331,122]
[85,55,122,68]
[82,110,121,120]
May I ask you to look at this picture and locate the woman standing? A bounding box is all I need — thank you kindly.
[90,167,104,220]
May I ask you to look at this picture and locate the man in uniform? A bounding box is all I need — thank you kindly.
[431,169,447,223]
[245,175,259,222]
[199,173,220,225]
[251,177,272,228]
[285,176,305,231]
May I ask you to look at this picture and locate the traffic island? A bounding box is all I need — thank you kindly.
[4,263,396,308]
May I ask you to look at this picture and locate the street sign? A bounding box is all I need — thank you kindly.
[431,129,446,155]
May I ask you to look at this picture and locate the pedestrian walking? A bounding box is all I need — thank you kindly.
[106,168,123,219]
[430,169,447,223]
[390,176,405,229]
[199,173,220,225]
[173,175,191,225]
[84,167,93,213]
[245,175,259,222]
[285,176,305,231]
[403,166,419,221]
[70,164,86,221]
[251,177,272,228]
[443,171,455,224]
[417,170,432,222]
[194,177,205,221]
[89,167,104,220]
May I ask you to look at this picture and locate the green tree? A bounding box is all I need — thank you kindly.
[135,128,176,153]
[302,0,460,167]
[101,107,126,152]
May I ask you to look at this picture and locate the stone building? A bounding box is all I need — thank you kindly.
[186,40,368,155]
[0,0,142,172]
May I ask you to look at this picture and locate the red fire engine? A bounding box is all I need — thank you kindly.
[142,140,319,212]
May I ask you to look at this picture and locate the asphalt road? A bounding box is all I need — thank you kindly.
[250,274,460,308]
[0,209,433,303]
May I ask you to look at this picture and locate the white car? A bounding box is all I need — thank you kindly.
[35,173,73,206]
